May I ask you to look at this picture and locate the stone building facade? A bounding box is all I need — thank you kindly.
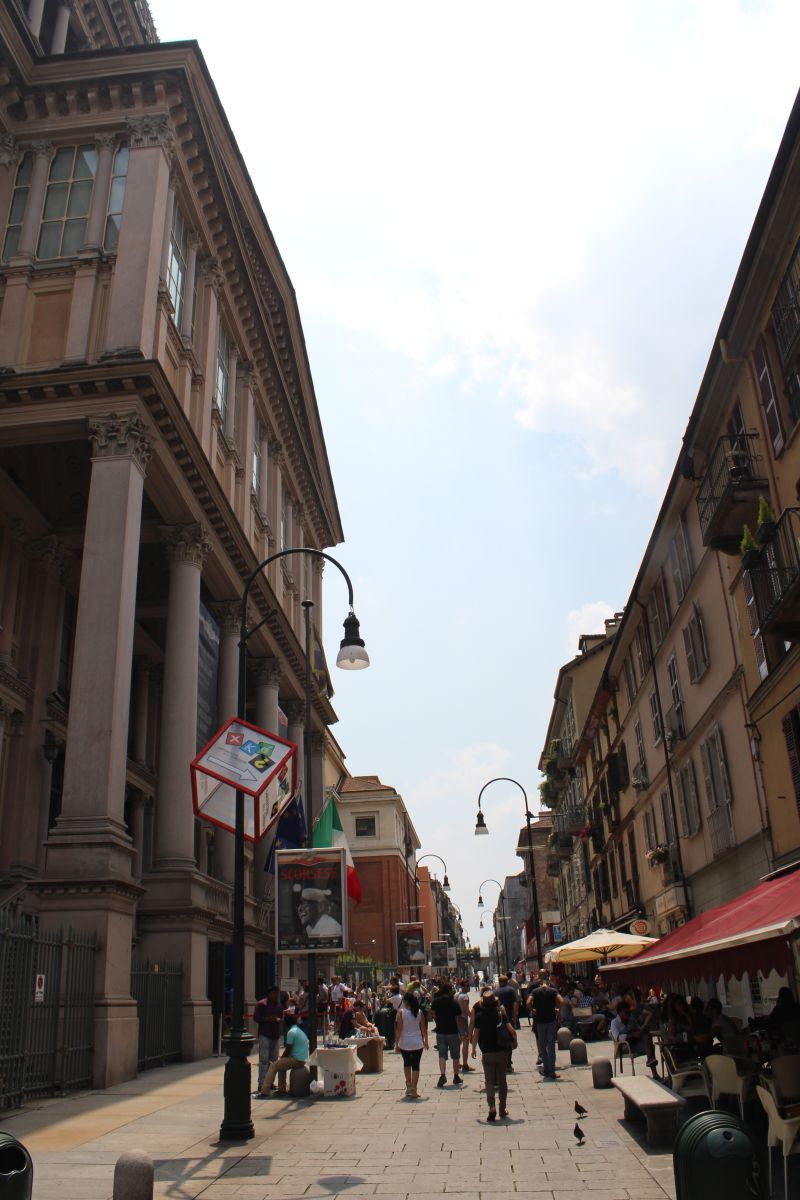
[0,0,350,1084]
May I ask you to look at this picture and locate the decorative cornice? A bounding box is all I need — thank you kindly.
[251,657,282,688]
[160,523,212,569]
[126,113,174,154]
[282,699,305,727]
[0,135,19,169]
[88,411,151,474]
[209,600,240,636]
[268,438,285,469]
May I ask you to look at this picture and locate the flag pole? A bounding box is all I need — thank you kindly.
[302,599,318,1055]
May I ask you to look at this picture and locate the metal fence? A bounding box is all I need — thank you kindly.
[0,910,96,1108]
[130,959,183,1071]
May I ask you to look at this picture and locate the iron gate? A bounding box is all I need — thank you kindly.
[130,959,183,1071]
[0,910,96,1108]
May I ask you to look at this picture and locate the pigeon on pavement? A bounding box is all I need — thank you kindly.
[574,1101,588,1118]
[573,1123,585,1145]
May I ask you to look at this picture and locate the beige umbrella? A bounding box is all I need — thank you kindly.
[545,928,657,964]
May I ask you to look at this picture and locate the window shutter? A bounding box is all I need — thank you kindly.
[713,727,734,807]
[686,759,701,835]
[683,622,698,683]
[694,603,709,670]
[669,538,684,603]
[700,739,717,813]
[754,336,785,455]
[676,768,691,838]
[782,711,800,820]
[742,571,768,681]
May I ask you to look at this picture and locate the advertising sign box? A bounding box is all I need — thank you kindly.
[396,922,426,966]
[430,941,448,969]
[276,848,347,954]
[190,716,298,843]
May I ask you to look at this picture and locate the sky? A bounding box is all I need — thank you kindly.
[154,0,800,954]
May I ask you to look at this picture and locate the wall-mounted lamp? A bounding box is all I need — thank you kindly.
[746,723,762,762]
[42,729,64,763]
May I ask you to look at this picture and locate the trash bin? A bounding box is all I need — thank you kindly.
[311,1045,361,1097]
[673,1110,764,1200]
[0,1131,33,1199]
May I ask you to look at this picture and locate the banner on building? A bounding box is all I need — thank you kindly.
[430,941,448,969]
[196,602,220,751]
[396,922,426,966]
[275,848,347,954]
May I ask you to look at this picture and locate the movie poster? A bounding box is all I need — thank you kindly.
[430,941,448,969]
[396,922,426,966]
[276,848,347,954]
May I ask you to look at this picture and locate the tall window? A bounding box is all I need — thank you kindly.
[562,697,577,756]
[634,624,650,680]
[666,654,685,736]
[647,575,671,647]
[669,513,694,604]
[56,590,76,698]
[622,650,637,707]
[38,144,97,259]
[214,322,230,419]
[3,151,32,259]
[634,718,646,771]
[643,807,659,852]
[103,144,128,252]
[753,336,785,456]
[280,486,288,551]
[699,726,735,856]
[167,204,189,327]
[683,603,710,683]
[742,572,769,683]
[660,789,676,847]
[252,420,261,494]
[676,758,701,837]
[649,690,662,744]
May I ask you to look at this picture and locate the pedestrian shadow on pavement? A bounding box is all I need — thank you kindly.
[317,1176,368,1190]
[155,1152,273,1184]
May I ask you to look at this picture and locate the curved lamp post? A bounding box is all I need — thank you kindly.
[220,547,368,1142]
[415,853,451,892]
[474,777,544,970]
[477,878,509,973]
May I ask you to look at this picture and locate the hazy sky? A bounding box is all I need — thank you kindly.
[154,0,800,952]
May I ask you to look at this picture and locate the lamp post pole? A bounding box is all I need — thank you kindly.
[477,879,508,972]
[219,547,368,1142]
[475,778,544,970]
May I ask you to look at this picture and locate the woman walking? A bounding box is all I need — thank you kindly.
[471,987,517,1120]
[395,990,428,1099]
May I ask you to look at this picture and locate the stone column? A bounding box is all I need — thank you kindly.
[83,134,116,251]
[132,657,151,766]
[180,233,199,342]
[267,439,283,591]
[53,412,150,841]
[223,347,238,444]
[0,522,24,668]
[311,730,327,833]
[155,524,211,870]
[209,600,240,884]
[253,658,281,733]
[50,0,73,53]
[312,556,324,629]
[27,0,45,37]
[284,699,305,814]
[15,141,52,260]
[258,428,269,519]
[129,790,146,881]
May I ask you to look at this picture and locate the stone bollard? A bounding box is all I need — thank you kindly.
[113,1150,154,1200]
[592,1057,613,1088]
[290,1064,311,1097]
[569,1037,588,1065]
[556,1026,573,1050]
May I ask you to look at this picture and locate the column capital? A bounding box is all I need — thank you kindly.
[312,556,325,577]
[282,699,305,727]
[251,657,282,688]
[268,438,284,468]
[88,411,151,475]
[0,135,19,169]
[199,256,226,297]
[126,113,174,154]
[293,502,305,530]
[31,140,54,160]
[25,533,68,580]
[95,133,117,153]
[160,523,212,568]
[209,600,241,636]
[311,730,327,754]
[0,698,17,722]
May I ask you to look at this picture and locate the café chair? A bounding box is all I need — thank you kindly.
[611,1031,635,1076]
[704,1053,758,1120]
[771,1055,800,1106]
[756,1084,800,1200]
[661,1043,709,1101]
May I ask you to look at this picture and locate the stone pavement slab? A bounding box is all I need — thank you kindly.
[0,1015,683,1200]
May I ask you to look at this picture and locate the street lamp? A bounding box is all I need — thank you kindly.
[220,547,368,1142]
[474,777,544,970]
[477,878,508,973]
[415,853,451,892]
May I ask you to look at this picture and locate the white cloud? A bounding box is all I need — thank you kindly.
[565,601,617,658]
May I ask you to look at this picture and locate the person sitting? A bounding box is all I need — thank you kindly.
[705,998,738,1044]
[611,1001,658,1076]
[257,1013,309,1096]
[766,986,800,1031]
[662,993,698,1064]
[352,1000,378,1035]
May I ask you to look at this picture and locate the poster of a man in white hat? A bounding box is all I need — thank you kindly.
[275,848,347,953]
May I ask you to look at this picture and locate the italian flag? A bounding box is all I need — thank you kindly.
[312,797,362,903]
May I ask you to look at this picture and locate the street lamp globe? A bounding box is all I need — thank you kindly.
[443,874,451,892]
[336,611,370,669]
[475,810,488,835]
[477,894,484,909]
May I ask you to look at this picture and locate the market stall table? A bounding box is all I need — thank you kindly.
[308,1044,362,1097]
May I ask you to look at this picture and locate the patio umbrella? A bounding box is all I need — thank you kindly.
[545,928,657,964]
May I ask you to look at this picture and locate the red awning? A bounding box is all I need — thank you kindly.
[601,867,800,983]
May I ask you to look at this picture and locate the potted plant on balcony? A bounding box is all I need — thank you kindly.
[756,495,778,544]
[539,780,558,807]
[645,844,669,867]
[740,524,761,570]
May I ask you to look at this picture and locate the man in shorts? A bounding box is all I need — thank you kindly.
[432,980,463,1087]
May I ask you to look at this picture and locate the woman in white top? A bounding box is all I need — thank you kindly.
[395,991,428,1098]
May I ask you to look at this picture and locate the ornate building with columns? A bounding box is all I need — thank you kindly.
[0,0,348,1085]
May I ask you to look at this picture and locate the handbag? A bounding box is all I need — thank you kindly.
[496,1017,513,1049]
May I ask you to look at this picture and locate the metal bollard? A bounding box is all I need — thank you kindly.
[0,1131,33,1200]
[113,1150,154,1200]
[673,1110,763,1200]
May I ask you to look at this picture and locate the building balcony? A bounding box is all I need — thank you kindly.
[554,805,585,836]
[697,434,768,553]
[545,854,560,877]
[750,508,800,638]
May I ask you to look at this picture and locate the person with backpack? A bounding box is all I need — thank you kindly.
[470,987,517,1120]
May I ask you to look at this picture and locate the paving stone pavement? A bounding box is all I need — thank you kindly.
[0,1019,677,1200]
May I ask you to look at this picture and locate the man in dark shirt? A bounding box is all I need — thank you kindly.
[252,986,284,1095]
[494,975,519,1072]
[527,969,564,1080]
[432,981,464,1087]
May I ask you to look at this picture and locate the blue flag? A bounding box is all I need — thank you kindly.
[264,798,307,874]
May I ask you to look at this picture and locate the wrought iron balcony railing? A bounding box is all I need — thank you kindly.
[554,805,585,836]
[697,434,767,552]
[749,508,800,638]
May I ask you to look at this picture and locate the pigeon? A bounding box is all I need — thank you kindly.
[573,1123,585,1145]
[574,1101,588,1118]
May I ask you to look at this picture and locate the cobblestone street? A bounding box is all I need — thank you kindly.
[1,1026,676,1200]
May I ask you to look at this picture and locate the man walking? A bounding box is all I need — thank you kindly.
[252,985,284,1095]
[528,969,564,1081]
[494,975,519,1072]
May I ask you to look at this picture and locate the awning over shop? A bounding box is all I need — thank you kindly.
[601,867,800,984]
